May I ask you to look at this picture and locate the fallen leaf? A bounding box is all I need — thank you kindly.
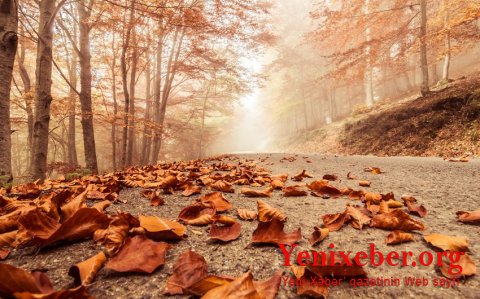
[237,209,257,221]
[68,251,106,285]
[164,250,208,295]
[212,215,237,226]
[296,268,328,298]
[456,210,480,224]
[386,230,414,245]
[0,264,54,297]
[105,235,169,273]
[308,227,329,246]
[364,167,382,174]
[322,174,338,181]
[345,205,371,229]
[250,219,301,246]
[270,180,284,190]
[140,189,165,207]
[178,204,216,222]
[358,180,371,187]
[197,192,232,212]
[405,200,427,217]
[347,172,357,180]
[424,234,469,252]
[139,215,186,241]
[202,272,262,299]
[184,214,214,226]
[91,200,111,212]
[210,180,234,193]
[0,230,17,247]
[252,270,283,299]
[282,186,308,197]
[291,265,305,279]
[306,253,367,278]
[240,187,273,198]
[307,181,342,198]
[182,184,202,197]
[322,211,350,232]
[94,212,139,255]
[257,200,287,222]
[292,170,313,182]
[13,286,93,299]
[0,248,10,260]
[440,254,476,279]
[370,209,425,231]
[209,222,241,242]
[187,275,234,296]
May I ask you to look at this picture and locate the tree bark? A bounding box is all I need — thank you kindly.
[419,0,430,95]
[126,18,137,166]
[77,0,98,173]
[149,18,164,165]
[31,0,57,180]
[0,0,17,177]
[17,35,33,170]
[111,35,118,171]
[67,13,78,167]
[120,0,135,168]
[140,50,152,165]
[441,0,451,82]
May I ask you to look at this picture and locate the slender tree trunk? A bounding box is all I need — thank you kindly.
[17,36,34,170]
[0,0,17,177]
[150,19,164,165]
[120,0,135,168]
[31,0,57,180]
[152,27,185,161]
[198,84,210,159]
[141,51,152,165]
[126,20,137,166]
[364,0,374,107]
[419,0,430,95]
[67,17,78,167]
[77,0,98,173]
[441,0,451,82]
[111,37,118,171]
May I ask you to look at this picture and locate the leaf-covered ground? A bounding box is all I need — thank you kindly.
[1,154,479,298]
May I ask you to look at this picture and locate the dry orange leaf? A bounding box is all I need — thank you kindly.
[282,186,308,197]
[405,200,427,217]
[322,174,338,181]
[308,227,329,246]
[237,209,258,221]
[164,250,209,295]
[440,254,476,279]
[184,214,214,226]
[358,180,371,187]
[181,184,202,197]
[187,275,234,296]
[240,187,273,198]
[0,248,10,260]
[292,170,313,182]
[94,212,139,255]
[91,200,111,212]
[139,215,186,241]
[296,268,328,298]
[456,210,480,224]
[178,204,216,222]
[68,251,106,285]
[424,234,469,252]
[345,205,371,230]
[209,222,241,242]
[105,235,169,273]
[307,181,342,198]
[370,209,425,231]
[250,219,301,246]
[210,180,234,193]
[0,263,54,297]
[322,211,350,232]
[386,230,414,245]
[197,192,232,212]
[257,200,287,222]
[307,253,367,278]
[270,180,284,190]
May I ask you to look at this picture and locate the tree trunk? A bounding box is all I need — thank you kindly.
[364,0,374,107]
[31,0,57,180]
[149,19,164,165]
[419,0,430,95]
[120,0,135,168]
[441,0,451,82]
[198,84,210,159]
[0,0,17,177]
[126,19,137,166]
[17,35,33,170]
[140,50,152,165]
[111,36,118,171]
[152,27,185,161]
[77,0,98,173]
[67,16,78,167]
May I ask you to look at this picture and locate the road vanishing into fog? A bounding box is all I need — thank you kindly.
[7,154,480,298]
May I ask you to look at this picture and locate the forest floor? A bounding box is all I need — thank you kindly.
[5,154,480,299]
[287,75,480,159]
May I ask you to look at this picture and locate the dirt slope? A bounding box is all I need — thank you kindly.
[288,76,480,158]
[6,154,480,299]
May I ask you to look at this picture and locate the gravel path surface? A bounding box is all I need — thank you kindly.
[6,154,480,299]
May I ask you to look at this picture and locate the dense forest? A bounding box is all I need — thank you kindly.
[0,0,479,181]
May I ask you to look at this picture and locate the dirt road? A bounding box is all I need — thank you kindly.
[7,154,480,298]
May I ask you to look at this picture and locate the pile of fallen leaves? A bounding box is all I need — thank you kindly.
[0,156,478,298]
